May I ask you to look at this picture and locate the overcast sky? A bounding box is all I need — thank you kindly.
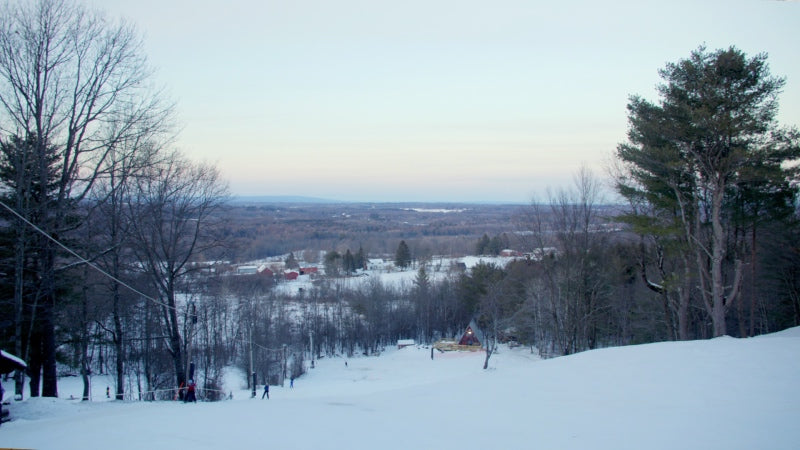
[93,0,800,203]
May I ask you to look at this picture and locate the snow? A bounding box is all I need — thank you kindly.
[1,349,27,369]
[271,255,520,297]
[2,329,799,449]
[403,208,468,213]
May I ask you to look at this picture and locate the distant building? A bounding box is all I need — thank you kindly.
[285,271,299,281]
[397,339,415,349]
[236,265,259,275]
[433,319,485,352]
[450,262,467,273]
[526,247,559,261]
[367,259,386,270]
[457,319,484,348]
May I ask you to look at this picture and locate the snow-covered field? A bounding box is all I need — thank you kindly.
[2,328,799,449]
[273,255,519,296]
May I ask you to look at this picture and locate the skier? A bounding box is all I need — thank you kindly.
[290,378,294,389]
[262,383,269,399]
[185,379,197,403]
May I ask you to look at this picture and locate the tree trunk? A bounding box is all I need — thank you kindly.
[80,270,91,401]
[40,299,58,397]
[678,255,692,340]
[748,226,758,337]
[112,279,125,400]
[166,289,186,395]
[80,356,90,401]
[28,332,41,397]
[13,225,27,399]
[710,184,729,337]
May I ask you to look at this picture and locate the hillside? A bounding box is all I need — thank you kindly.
[217,201,585,261]
[2,328,798,449]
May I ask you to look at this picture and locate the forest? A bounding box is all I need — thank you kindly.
[0,0,798,403]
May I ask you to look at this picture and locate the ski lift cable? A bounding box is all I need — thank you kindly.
[0,198,177,313]
[232,337,286,352]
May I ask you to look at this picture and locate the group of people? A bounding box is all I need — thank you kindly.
[261,377,294,399]
[179,377,296,402]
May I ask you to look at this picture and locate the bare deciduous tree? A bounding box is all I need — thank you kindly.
[519,167,613,355]
[127,152,227,394]
[0,0,173,397]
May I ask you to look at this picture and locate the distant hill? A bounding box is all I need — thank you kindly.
[229,195,342,204]
[229,195,532,206]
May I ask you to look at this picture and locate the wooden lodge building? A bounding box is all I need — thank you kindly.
[434,319,485,351]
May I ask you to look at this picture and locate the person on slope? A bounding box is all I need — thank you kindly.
[185,380,197,403]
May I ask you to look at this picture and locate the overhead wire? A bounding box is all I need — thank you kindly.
[0,198,178,313]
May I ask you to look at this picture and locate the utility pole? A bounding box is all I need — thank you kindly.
[185,303,197,384]
[282,344,287,386]
[249,328,255,398]
[309,331,314,369]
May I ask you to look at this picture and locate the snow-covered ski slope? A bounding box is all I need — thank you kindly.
[2,327,799,449]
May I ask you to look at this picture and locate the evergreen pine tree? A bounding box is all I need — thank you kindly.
[285,252,299,269]
[475,234,490,255]
[615,46,800,337]
[355,246,366,270]
[395,240,412,269]
[343,249,355,275]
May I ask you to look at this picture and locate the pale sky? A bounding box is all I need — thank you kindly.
[93,0,800,203]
